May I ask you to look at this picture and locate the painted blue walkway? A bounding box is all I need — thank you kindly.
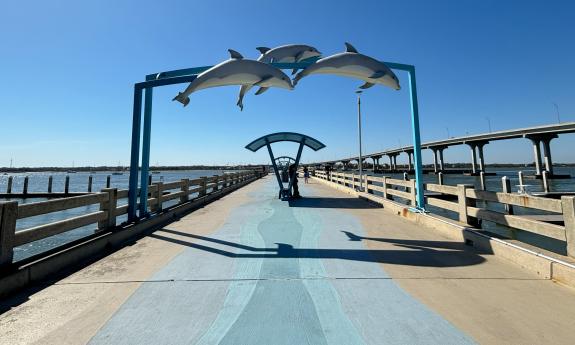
[89,178,474,344]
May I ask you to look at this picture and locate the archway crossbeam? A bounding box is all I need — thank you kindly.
[128,61,424,221]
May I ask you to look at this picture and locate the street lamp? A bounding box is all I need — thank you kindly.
[356,90,364,192]
[486,117,492,133]
[446,127,450,139]
[553,103,561,123]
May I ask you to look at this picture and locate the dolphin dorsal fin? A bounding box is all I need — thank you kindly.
[344,42,358,53]
[256,47,271,54]
[228,49,244,59]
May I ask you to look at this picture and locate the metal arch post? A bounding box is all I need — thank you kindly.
[266,141,283,192]
[407,66,425,209]
[128,85,143,222]
[287,141,305,192]
[139,87,153,216]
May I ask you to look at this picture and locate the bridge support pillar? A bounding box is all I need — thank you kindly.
[392,155,398,171]
[529,137,543,175]
[406,151,413,171]
[438,147,445,171]
[432,148,439,173]
[469,144,478,175]
[527,134,556,176]
[541,136,556,175]
[477,142,487,173]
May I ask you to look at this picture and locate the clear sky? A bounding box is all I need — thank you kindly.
[1,0,574,167]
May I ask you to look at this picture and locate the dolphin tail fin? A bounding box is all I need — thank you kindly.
[256,47,270,55]
[236,98,244,111]
[172,92,190,107]
[255,87,269,95]
[292,72,303,86]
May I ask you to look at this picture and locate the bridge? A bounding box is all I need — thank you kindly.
[1,173,575,344]
[316,121,575,177]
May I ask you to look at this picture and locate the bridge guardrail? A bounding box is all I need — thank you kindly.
[0,171,262,267]
[313,169,575,258]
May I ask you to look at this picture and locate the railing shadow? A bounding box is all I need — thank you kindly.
[150,228,486,268]
[287,197,380,209]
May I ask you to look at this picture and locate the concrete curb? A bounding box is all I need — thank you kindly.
[312,177,575,289]
[0,175,263,299]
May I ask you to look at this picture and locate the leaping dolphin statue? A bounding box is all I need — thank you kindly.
[256,44,322,74]
[292,43,400,91]
[172,49,294,109]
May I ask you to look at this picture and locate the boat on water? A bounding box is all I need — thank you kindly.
[151,171,161,174]
[112,172,123,175]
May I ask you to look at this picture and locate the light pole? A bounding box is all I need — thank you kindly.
[356,90,364,191]
[446,127,450,139]
[486,117,492,133]
[553,103,561,123]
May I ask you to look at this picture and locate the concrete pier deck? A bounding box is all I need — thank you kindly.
[1,176,575,344]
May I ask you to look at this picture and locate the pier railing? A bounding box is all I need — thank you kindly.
[0,171,260,267]
[314,170,575,258]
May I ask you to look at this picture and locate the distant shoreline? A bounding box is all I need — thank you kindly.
[0,163,574,173]
[0,166,263,173]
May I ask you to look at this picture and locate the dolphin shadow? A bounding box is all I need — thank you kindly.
[150,228,486,268]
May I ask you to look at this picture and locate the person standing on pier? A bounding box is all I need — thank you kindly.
[303,166,310,184]
[289,164,301,198]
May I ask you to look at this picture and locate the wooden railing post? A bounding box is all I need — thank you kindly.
[65,176,70,194]
[23,176,29,195]
[0,201,18,267]
[457,184,477,226]
[88,175,93,192]
[410,180,417,206]
[562,196,575,258]
[212,175,219,192]
[99,188,118,230]
[6,176,12,194]
[106,175,111,188]
[180,178,190,203]
[480,171,486,191]
[47,176,53,193]
[200,177,207,197]
[382,176,389,199]
[438,172,443,185]
[501,176,514,215]
[153,182,163,212]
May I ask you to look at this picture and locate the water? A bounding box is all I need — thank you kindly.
[0,170,241,262]
[348,166,575,255]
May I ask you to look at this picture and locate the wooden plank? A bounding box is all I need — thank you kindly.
[466,189,562,213]
[386,178,412,188]
[426,197,459,212]
[386,188,412,200]
[367,175,384,183]
[425,183,459,195]
[162,191,186,202]
[14,211,107,246]
[117,189,129,199]
[466,206,566,241]
[115,204,128,216]
[162,180,183,190]
[17,193,108,219]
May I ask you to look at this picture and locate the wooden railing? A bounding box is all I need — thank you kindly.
[313,170,575,258]
[0,171,262,266]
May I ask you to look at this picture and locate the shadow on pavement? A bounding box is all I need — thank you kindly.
[150,228,486,268]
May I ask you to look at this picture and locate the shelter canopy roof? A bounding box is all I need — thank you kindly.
[245,132,326,152]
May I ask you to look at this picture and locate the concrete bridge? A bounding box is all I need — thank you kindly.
[317,121,575,177]
[2,175,575,344]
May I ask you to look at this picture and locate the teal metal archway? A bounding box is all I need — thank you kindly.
[127,59,424,221]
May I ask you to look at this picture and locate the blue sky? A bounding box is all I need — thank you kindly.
[1,0,574,167]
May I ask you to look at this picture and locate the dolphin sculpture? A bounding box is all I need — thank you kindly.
[256,44,322,74]
[173,49,293,109]
[292,43,400,91]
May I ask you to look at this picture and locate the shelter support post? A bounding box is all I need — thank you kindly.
[128,85,143,222]
[287,141,305,192]
[139,87,153,216]
[407,67,425,209]
[266,141,283,194]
